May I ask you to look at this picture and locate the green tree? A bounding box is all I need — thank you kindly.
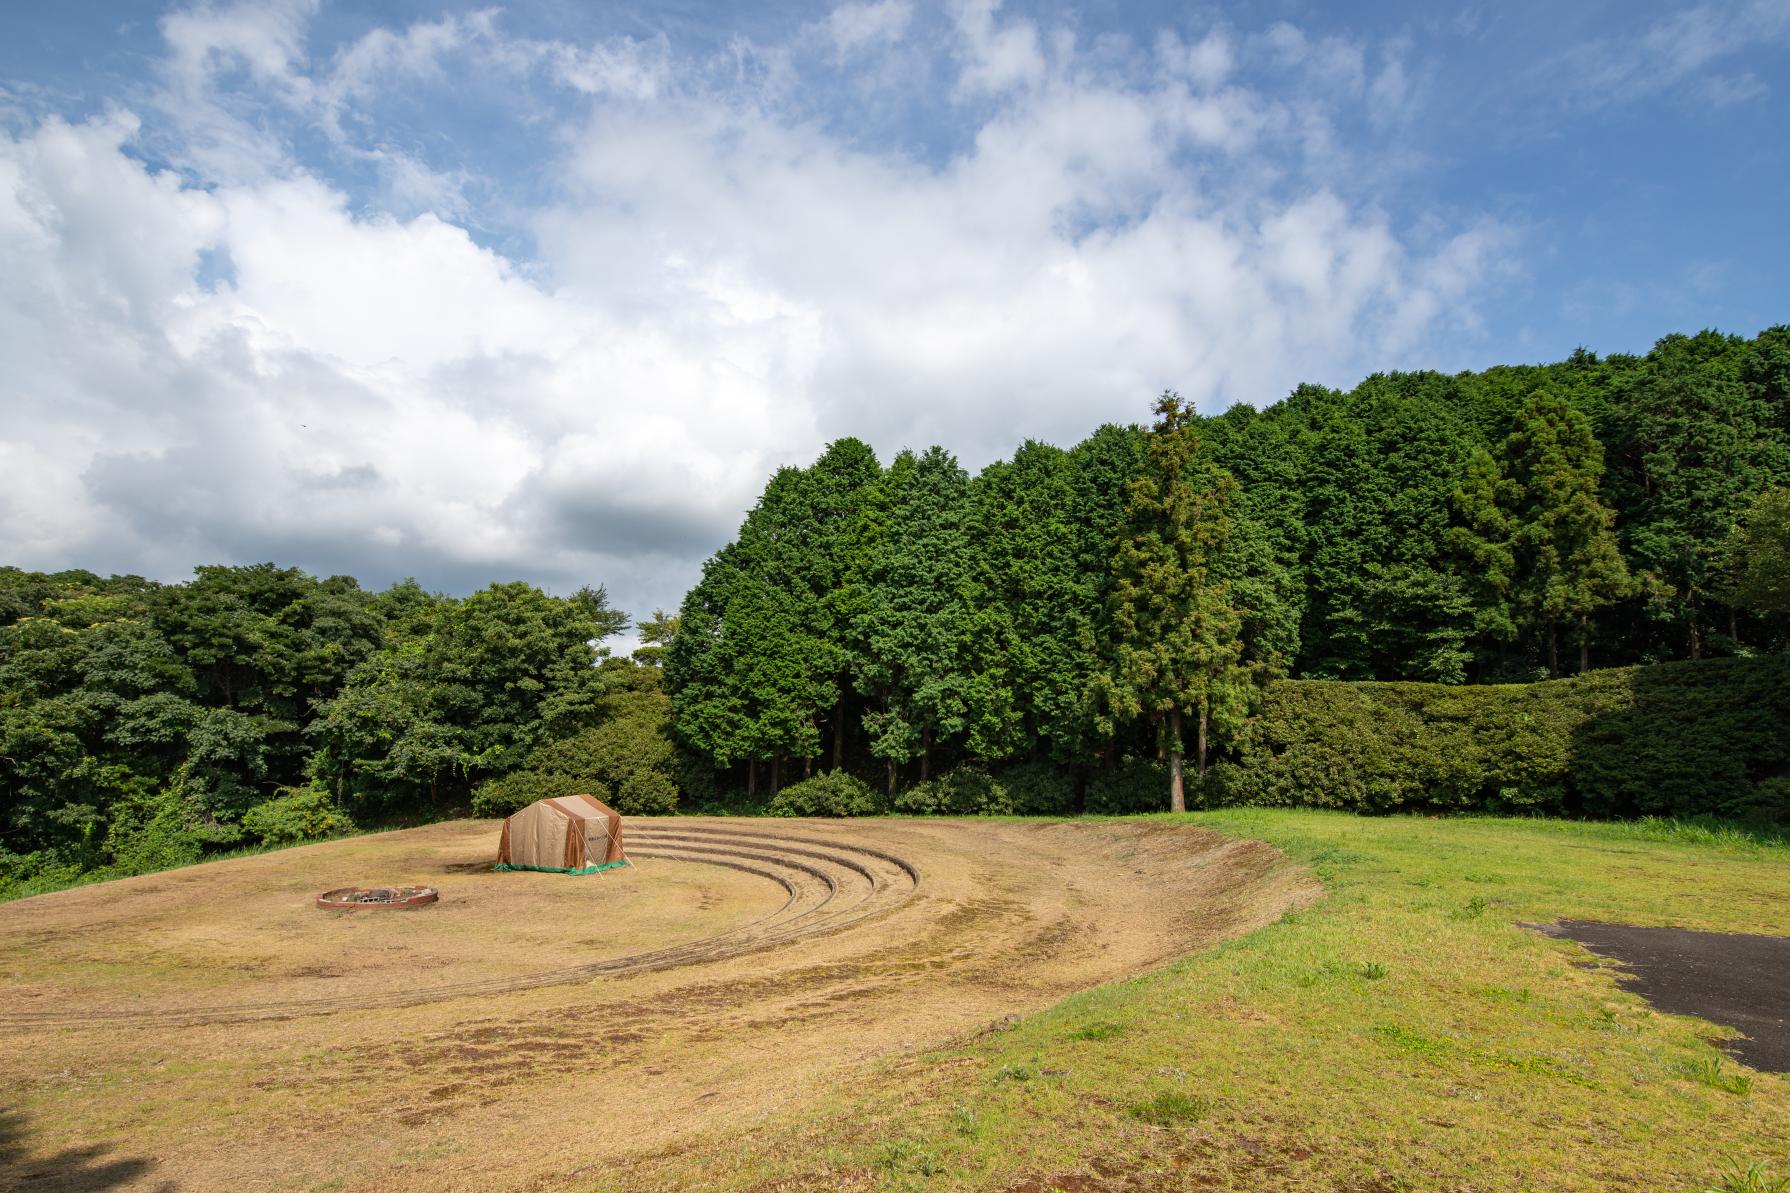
[1714,488,1790,616]
[1288,376,1478,681]
[665,441,881,792]
[853,448,977,793]
[1605,331,1790,657]
[308,581,626,814]
[1091,392,1247,812]
[1446,447,1519,659]
[633,609,679,668]
[1502,390,1634,672]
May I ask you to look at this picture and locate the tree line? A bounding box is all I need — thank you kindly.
[666,327,1790,799]
[4,324,1787,893]
[0,565,675,895]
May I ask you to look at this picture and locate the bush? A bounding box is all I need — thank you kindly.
[673,747,725,807]
[612,768,678,815]
[1086,757,1172,814]
[894,765,1014,815]
[0,848,88,901]
[767,770,883,817]
[241,787,357,845]
[471,771,619,817]
[1216,657,1790,821]
[994,761,1077,815]
[103,789,203,875]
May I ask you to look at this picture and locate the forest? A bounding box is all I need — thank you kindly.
[667,327,1790,801]
[3,326,1788,896]
[0,567,688,896]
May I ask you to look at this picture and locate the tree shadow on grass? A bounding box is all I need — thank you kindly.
[0,1109,173,1192]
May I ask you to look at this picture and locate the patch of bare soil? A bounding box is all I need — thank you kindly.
[0,817,1314,1192]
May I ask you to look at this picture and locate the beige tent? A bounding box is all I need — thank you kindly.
[495,794,628,874]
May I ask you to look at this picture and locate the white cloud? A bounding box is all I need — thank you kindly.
[0,3,1512,621]
[1156,29,1235,92]
[952,0,1047,95]
[824,0,915,57]
[547,35,673,100]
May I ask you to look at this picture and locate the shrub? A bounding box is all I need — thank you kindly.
[612,768,678,815]
[103,789,203,875]
[472,770,612,816]
[894,765,1013,815]
[767,770,883,817]
[672,748,725,807]
[0,848,88,901]
[994,761,1077,815]
[1216,657,1790,821]
[241,787,357,845]
[1085,757,1171,814]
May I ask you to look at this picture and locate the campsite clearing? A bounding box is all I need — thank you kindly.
[0,816,1308,1191]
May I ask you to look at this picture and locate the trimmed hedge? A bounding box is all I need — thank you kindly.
[1211,656,1790,821]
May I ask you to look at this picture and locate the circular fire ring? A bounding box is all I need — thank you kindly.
[316,885,439,911]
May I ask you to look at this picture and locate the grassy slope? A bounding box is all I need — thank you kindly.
[609,811,1790,1192]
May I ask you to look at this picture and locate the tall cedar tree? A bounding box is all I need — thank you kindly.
[1501,389,1633,672]
[1447,447,1520,660]
[1092,393,1245,811]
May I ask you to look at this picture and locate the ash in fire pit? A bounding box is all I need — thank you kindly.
[316,885,439,911]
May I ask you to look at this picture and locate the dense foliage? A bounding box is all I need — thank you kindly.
[0,565,644,896]
[669,327,1790,800]
[1212,657,1790,821]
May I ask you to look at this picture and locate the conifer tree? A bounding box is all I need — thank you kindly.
[1446,446,1519,654]
[1504,389,1633,672]
[1091,393,1245,812]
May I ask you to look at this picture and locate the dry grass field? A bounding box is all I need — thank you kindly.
[0,816,1310,1191]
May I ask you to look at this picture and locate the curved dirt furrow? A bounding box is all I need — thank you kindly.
[0,827,920,1028]
[637,825,924,881]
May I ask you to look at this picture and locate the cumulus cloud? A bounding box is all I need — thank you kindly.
[0,0,1514,623]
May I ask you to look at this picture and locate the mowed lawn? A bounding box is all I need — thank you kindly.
[611,810,1790,1192]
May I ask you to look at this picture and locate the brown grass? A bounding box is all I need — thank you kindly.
[0,817,1307,1192]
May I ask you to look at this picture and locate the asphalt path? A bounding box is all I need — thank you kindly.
[1536,919,1790,1072]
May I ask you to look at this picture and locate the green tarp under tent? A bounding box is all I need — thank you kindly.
[495,793,629,874]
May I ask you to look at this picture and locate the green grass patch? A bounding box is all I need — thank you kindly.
[1065,1020,1126,1041]
[1677,1052,1756,1097]
[1125,1089,1211,1126]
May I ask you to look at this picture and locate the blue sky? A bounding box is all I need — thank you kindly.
[1,0,1787,625]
